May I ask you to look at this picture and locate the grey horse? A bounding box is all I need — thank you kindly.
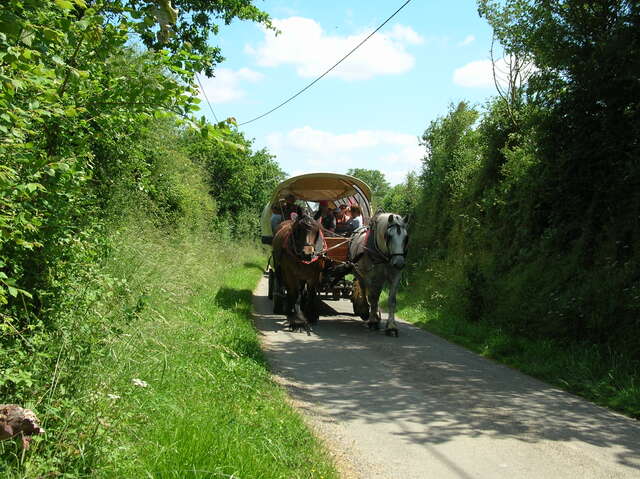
[348,213,408,337]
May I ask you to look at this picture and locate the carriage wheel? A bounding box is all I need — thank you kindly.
[267,268,274,300]
[273,275,286,315]
[342,280,353,299]
[351,279,370,320]
[332,287,341,301]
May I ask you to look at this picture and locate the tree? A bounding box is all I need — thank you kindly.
[184,128,285,236]
[0,0,272,308]
[380,172,419,218]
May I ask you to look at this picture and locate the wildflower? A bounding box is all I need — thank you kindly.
[107,394,121,400]
[132,378,148,388]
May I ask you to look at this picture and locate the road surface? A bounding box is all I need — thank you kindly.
[252,276,640,478]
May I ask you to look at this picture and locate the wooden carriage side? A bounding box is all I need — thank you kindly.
[324,236,349,263]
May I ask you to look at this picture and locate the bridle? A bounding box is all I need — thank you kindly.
[382,221,409,260]
[288,215,326,264]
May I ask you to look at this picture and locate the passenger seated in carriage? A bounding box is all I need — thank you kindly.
[335,205,363,235]
[270,201,285,234]
[334,204,348,225]
[313,200,336,234]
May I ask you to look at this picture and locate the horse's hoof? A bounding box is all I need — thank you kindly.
[385,328,399,337]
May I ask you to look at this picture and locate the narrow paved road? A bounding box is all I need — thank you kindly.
[252,276,640,479]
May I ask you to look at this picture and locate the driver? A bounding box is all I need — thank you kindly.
[281,193,304,221]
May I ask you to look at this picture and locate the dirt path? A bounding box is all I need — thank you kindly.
[252,276,640,479]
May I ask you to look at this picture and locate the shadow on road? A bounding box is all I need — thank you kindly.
[252,279,640,474]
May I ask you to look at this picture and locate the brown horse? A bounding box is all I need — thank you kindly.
[272,212,326,334]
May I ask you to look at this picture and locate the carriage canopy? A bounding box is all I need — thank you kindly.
[261,172,372,243]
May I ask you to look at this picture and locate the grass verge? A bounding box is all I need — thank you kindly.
[1,222,337,478]
[384,277,640,420]
[90,235,337,478]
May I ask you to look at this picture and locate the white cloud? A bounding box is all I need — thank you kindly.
[453,59,496,88]
[453,56,537,89]
[388,24,425,45]
[246,17,423,81]
[266,126,423,185]
[458,34,475,46]
[197,67,263,104]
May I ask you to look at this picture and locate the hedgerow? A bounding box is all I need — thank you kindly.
[1,1,284,474]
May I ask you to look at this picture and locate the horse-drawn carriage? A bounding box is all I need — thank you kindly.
[261,172,408,336]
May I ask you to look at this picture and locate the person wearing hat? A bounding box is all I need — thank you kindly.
[282,193,303,221]
[314,200,336,233]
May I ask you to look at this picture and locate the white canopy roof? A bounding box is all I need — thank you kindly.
[269,172,372,203]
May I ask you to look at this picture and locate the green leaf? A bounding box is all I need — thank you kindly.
[55,0,74,10]
[16,288,32,299]
[7,286,17,297]
[43,28,60,41]
[19,28,34,47]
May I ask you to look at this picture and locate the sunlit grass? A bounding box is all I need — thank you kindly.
[86,228,337,478]
[1,221,337,478]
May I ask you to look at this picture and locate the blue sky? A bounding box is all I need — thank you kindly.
[197,0,503,184]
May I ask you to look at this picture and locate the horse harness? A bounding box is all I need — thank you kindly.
[351,218,408,265]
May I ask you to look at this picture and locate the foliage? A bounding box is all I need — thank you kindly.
[407,0,640,376]
[184,126,285,237]
[380,171,420,219]
[0,0,271,309]
[0,0,289,475]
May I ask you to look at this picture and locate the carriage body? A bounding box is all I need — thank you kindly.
[262,172,372,307]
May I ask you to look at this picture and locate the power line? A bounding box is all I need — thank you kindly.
[195,72,219,123]
[238,0,414,127]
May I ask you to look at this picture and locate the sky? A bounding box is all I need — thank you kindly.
[197,0,503,185]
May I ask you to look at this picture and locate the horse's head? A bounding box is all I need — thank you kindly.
[383,214,408,269]
[291,212,324,262]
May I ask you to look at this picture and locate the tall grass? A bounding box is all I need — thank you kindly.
[1,219,337,478]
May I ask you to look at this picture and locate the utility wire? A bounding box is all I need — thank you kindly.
[195,72,219,123]
[238,0,414,126]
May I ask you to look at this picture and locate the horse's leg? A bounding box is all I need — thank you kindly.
[286,278,299,332]
[299,281,313,335]
[385,268,401,337]
[305,285,319,325]
[366,280,383,331]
